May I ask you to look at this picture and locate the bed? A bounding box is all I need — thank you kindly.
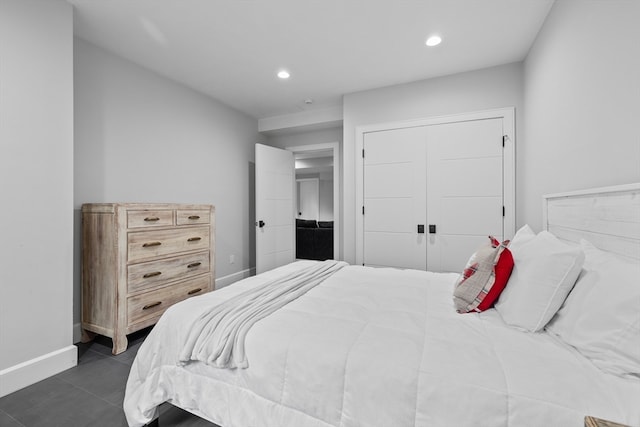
[124,183,640,427]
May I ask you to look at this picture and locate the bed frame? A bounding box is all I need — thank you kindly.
[543,182,640,261]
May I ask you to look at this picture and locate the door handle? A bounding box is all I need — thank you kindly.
[417,224,425,234]
[429,224,437,234]
[256,220,265,228]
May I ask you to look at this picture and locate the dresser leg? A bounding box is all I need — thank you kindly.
[80,329,96,343]
[112,333,128,355]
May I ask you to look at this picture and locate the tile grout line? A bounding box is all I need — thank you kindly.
[54,373,123,410]
[81,346,137,367]
[0,407,27,427]
[57,354,131,411]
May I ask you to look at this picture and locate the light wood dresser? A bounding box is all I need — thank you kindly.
[584,416,630,427]
[81,203,215,354]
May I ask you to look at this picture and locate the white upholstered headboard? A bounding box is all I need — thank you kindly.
[543,183,640,261]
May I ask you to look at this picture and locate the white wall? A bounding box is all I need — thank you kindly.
[0,0,76,396]
[318,173,334,221]
[342,63,524,263]
[522,0,640,230]
[74,39,261,327]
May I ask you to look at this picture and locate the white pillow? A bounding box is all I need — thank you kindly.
[495,230,585,332]
[546,240,640,378]
[508,224,536,255]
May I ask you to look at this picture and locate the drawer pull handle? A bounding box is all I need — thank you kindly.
[188,215,200,220]
[142,301,162,310]
[187,262,202,268]
[143,271,162,278]
[187,237,202,242]
[188,288,203,295]
[142,241,162,248]
[144,217,160,222]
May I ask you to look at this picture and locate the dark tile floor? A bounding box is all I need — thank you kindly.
[0,329,219,427]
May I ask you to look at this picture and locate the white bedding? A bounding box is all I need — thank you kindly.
[179,260,347,369]
[124,261,640,427]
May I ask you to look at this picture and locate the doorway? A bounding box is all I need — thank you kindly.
[288,142,340,261]
[254,142,340,273]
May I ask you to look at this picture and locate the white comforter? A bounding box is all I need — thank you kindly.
[124,261,640,427]
[179,260,347,369]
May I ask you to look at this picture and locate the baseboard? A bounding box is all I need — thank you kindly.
[215,267,255,289]
[0,345,77,398]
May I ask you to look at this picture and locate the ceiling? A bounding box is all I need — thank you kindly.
[296,156,334,176]
[68,0,554,121]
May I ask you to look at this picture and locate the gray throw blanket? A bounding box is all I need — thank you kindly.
[178,260,347,369]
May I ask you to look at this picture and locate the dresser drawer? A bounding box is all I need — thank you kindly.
[128,226,210,262]
[127,275,210,327]
[176,210,210,226]
[128,210,173,228]
[128,251,210,294]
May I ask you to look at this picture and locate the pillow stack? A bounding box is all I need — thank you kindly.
[453,224,639,378]
[452,224,585,330]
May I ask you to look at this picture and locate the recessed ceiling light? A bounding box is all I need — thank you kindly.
[425,35,442,47]
[277,70,290,79]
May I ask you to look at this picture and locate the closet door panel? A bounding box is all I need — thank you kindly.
[437,120,502,160]
[364,163,413,198]
[441,197,503,237]
[364,130,418,164]
[364,198,414,233]
[439,157,502,197]
[427,118,504,273]
[437,235,489,273]
[364,233,425,269]
[363,127,427,270]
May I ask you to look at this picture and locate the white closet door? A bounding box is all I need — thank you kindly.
[426,118,504,273]
[363,127,427,269]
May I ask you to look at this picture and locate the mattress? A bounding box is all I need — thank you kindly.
[124,261,640,427]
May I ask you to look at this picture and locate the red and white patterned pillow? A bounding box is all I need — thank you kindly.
[453,236,514,313]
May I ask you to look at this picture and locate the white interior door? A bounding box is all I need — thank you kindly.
[363,127,427,269]
[297,179,319,220]
[255,143,294,274]
[426,118,504,272]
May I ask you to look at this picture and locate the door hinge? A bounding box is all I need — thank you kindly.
[502,206,506,217]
